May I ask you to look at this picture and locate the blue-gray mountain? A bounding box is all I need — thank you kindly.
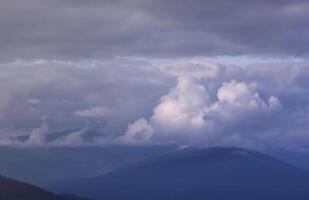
[0,145,176,186]
[48,147,309,200]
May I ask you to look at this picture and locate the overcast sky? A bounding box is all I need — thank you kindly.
[1,0,309,60]
[1,0,309,150]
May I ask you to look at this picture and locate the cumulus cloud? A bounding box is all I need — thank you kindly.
[214,80,280,114]
[151,74,209,131]
[117,118,153,145]
[121,61,285,149]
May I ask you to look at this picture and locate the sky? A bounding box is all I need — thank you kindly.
[1,0,309,151]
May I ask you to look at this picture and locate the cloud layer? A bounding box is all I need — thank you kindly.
[0,59,309,150]
[1,0,309,60]
[2,1,309,151]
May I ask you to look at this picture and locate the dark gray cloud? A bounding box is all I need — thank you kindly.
[1,0,309,60]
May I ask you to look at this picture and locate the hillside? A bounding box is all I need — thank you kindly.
[0,145,176,185]
[0,175,61,200]
[0,175,91,200]
[48,147,309,200]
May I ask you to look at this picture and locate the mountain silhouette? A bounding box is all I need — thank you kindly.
[0,175,91,200]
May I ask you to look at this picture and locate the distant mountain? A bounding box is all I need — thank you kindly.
[48,147,309,200]
[0,175,90,200]
[269,148,309,170]
[0,145,176,185]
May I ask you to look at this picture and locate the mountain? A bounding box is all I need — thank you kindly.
[269,148,309,170]
[0,145,176,186]
[0,175,91,200]
[48,147,309,200]
[0,175,60,200]
[59,194,93,200]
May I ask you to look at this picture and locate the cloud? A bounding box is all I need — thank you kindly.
[1,0,309,60]
[117,118,153,145]
[121,61,287,149]
[74,107,109,118]
[27,98,41,105]
[25,123,49,146]
[151,73,209,131]
[161,61,221,79]
[51,129,87,147]
[0,58,309,150]
[0,59,168,133]
[215,80,280,111]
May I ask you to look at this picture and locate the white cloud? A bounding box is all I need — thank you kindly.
[26,123,49,146]
[117,118,153,145]
[217,81,261,107]
[51,129,87,147]
[150,61,220,132]
[151,77,208,131]
[74,107,110,118]
[212,80,281,116]
[121,62,283,149]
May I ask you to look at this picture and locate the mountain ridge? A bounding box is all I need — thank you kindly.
[48,146,309,200]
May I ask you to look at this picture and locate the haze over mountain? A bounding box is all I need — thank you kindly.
[0,145,176,186]
[48,147,309,200]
